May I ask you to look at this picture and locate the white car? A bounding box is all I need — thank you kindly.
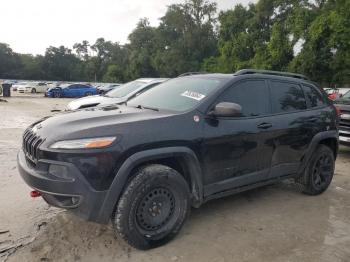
[17,82,48,93]
[67,78,168,110]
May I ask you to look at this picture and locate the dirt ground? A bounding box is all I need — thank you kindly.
[0,94,349,262]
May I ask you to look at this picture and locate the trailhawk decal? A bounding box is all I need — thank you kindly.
[181,91,206,101]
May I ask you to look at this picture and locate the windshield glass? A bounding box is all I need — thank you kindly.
[128,77,225,112]
[343,91,350,99]
[105,80,144,98]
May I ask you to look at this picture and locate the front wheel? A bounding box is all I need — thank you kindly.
[112,164,190,250]
[85,92,93,96]
[53,91,61,98]
[31,88,36,93]
[302,145,335,195]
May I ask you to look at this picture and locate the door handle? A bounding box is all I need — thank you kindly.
[257,123,272,129]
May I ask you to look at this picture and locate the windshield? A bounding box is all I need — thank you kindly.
[128,77,226,112]
[343,91,350,99]
[105,80,145,98]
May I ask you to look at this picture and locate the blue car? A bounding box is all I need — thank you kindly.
[46,84,98,98]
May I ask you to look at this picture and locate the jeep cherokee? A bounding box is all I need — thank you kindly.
[18,69,339,249]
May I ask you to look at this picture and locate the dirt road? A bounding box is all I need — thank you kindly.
[1,96,349,262]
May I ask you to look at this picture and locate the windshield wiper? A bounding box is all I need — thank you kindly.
[135,104,159,111]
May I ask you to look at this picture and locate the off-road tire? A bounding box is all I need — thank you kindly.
[112,164,190,250]
[302,144,335,195]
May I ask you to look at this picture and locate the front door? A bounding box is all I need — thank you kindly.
[201,79,274,196]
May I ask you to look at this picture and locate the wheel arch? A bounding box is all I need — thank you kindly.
[299,130,339,174]
[96,147,203,224]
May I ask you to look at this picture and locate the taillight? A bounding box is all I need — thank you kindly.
[335,106,341,117]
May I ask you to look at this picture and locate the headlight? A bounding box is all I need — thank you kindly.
[50,137,116,149]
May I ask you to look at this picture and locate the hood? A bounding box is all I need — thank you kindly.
[67,95,125,110]
[32,105,175,143]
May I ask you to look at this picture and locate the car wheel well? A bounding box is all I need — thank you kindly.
[129,157,192,194]
[319,138,338,158]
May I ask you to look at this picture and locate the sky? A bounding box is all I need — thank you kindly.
[0,0,255,55]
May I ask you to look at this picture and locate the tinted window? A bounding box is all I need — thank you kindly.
[270,81,306,113]
[302,84,325,108]
[216,80,270,117]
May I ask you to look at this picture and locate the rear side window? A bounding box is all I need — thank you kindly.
[217,80,270,117]
[270,81,306,113]
[302,84,325,108]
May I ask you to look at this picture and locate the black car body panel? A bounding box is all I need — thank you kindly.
[17,72,339,224]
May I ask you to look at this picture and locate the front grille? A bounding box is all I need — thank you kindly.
[340,110,350,130]
[23,128,44,164]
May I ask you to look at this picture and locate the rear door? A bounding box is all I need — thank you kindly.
[265,80,310,178]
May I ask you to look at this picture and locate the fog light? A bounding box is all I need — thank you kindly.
[48,164,73,181]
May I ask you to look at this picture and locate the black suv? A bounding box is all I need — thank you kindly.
[18,70,338,249]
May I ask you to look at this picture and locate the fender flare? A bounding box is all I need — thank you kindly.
[298,130,339,174]
[96,147,203,224]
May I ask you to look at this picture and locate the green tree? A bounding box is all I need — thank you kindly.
[42,46,81,81]
[154,0,218,76]
[0,43,22,79]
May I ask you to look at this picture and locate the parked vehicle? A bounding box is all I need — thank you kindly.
[18,82,48,93]
[97,83,121,94]
[46,83,98,98]
[325,88,350,100]
[334,90,350,146]
[12,82,28,92]
[66,78,168,110]
[18,70,338,250]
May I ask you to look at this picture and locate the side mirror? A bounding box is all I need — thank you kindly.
[209,102,242,117]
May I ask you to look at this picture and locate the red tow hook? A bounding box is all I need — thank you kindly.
[30,190,41,198]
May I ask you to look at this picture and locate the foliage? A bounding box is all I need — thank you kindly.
[0,0,349,86]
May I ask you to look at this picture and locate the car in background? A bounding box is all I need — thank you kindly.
[334,90,350,146]
[324,87,350,100]
[18,82,48,93]
[12,82,28,92]
[97,83,121,94]
[67,78,168,110]
[46,83,98,98]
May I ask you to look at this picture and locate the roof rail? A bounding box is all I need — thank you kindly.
[177,72,207,77]
[235,69,309,80]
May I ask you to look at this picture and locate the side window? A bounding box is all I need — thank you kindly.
[302,84,325,108]
[216,80,270,117]
[270,81,306,113]
[69,85,77,89]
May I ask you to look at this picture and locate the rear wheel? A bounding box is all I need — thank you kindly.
[112,164,190,250]
[302,145,335,195]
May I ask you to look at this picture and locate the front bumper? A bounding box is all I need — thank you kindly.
[17,149,109,223]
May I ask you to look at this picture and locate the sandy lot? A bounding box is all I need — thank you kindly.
[1,95,349,262]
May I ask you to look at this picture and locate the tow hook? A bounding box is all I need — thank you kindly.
[30,190,41,198]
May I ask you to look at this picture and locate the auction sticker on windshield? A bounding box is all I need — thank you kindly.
[181,91,206,101]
